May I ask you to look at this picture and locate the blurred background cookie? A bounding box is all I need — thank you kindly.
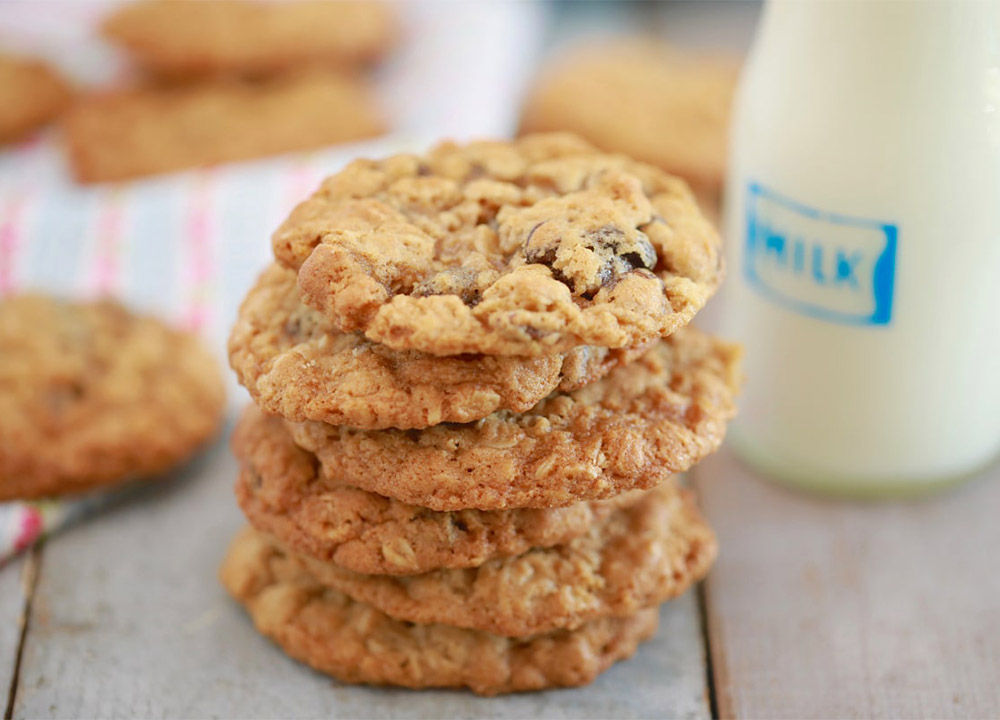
[519,40,739,221]
[102,0,397,80]
[63,70,385,183]
[0,294,225,501]
[54,0,398,183]
[0,52,72,144]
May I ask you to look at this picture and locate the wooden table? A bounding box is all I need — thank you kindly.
[2,434,997,719]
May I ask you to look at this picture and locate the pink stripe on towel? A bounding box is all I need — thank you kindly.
[91,190,124,295]
[183,172,214,332]
[0,194,25,294]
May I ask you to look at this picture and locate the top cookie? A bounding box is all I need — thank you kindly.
[272,133,721,356]
[0,294,226,501]
[102,0,396,79]
[0,54,72,144]
[519,41,739,195]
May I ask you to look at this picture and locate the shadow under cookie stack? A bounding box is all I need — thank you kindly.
[221,134,741,695]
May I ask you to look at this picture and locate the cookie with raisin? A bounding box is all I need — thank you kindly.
[272,133,721,355]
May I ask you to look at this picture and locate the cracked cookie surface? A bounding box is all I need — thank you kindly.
[289,326,742,510]
[221,526,659,695]
[0,294,225,500]
[234,405,645,575]
[258,482,716,637]
[273,133,721,355]
[229,264,646,429]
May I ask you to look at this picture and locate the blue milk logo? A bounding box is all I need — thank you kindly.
[745,182,897,326]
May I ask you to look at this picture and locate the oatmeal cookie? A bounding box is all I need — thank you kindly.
[102,0,396,79]
[259,483,715,637]
[519,41,739,197]
[233,406,646,575]
[229,265,647,429]
[64,70,384,184]
[221,526,659,695]
[0,294,225,500]
[272,133,721,355]
[288,326,741,510]
[0,54,72,144]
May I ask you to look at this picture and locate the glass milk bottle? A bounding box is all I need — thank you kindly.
[722,0,1000,496]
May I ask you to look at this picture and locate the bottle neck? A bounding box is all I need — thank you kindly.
[744,0,1000,118]
[752,0,998,78]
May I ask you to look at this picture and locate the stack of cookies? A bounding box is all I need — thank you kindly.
[221,134,741,695]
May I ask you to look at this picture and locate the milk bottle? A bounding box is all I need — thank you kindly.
[722,0,1000,496]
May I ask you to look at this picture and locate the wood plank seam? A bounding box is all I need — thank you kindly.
[692,449,1000,719]
[697,581,721,720]
[702,573,734,720]
[4,545,42,720]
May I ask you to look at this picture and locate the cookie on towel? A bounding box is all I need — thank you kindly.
[102,0,396,79]
[0,294,225,500]
[0,54,72,144]
[63,70,384,183]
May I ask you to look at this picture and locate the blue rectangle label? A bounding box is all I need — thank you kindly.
[744,182,897,326]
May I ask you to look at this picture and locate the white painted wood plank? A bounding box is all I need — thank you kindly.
[0,553,29,708]
[695,447,1000,720]
[12,428,710,719]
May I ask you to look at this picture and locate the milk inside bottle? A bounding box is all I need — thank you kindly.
[722,0,1000,496]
